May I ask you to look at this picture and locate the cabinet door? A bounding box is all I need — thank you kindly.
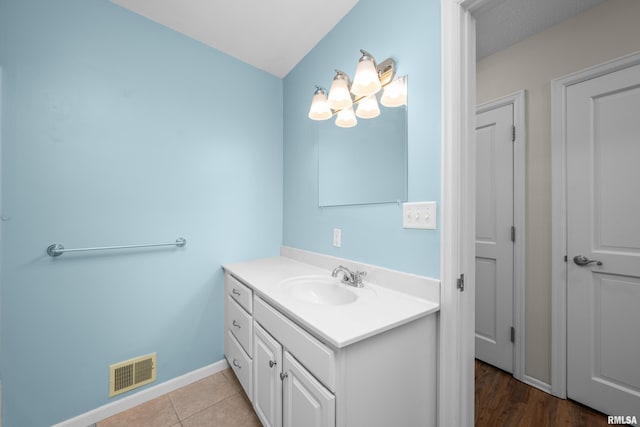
[283,351,335,427]
[253,321,283,427]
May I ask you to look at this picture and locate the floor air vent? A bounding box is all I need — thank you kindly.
[109,353,156,397]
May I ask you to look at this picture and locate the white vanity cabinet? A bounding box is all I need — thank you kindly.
[223,268,438,427]
[252,297,336,427]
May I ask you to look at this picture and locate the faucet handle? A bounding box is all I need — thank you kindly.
[354,270,367,286]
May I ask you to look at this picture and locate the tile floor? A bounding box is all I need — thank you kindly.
[96,368,261,427]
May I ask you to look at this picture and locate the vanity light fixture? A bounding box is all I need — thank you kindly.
[355,94,380,119]
[308,49,405,127]
[380,75,407,107]
[327,70,352,110]
[351,50,382,97]
[308,86,332,120]
[335,106,358,128]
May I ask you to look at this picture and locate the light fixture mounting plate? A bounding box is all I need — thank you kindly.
[377,58,396,86]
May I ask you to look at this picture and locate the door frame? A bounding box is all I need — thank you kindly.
[550,50,640,399]
[441,1,538,424]
[0,66,3,427]
[476,90,526,383]
[439,0,481,425]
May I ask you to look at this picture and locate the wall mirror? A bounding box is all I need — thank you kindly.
[317,80,408,207]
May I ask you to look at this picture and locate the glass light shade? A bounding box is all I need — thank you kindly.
[355,94,380,119]
[351,58,382,97]
[335,107,357,128]
[327,77,352,110]
[308,91,332,120]
[380,77,407,107]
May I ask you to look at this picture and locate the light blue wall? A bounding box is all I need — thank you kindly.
[0,1,283,425]
[283,0,441,276]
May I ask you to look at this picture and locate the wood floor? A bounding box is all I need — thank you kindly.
[475,360,611,427]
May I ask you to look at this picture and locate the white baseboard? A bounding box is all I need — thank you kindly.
[523,374,552,395]
[52,358,229,427]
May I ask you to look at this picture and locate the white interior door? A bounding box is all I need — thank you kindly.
[566,62,640,417]
[475,103,514,373]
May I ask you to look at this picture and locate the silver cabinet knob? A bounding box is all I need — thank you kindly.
[232,359,241,369]
[232,288,241,296]
[269,360,277,368]
[573,255,602,266]
[232,320,241,328]
[280,372,288,381]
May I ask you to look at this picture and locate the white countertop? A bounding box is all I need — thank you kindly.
[223,256,440,349]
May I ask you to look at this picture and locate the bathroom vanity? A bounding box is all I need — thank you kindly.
[223,249,440,427]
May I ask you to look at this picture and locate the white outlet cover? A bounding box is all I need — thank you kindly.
[402,202,437,230]
[333,228,342,247]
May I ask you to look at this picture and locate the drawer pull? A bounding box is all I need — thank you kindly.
[232,359,242,369]
[232,288,241,296]
[232,320,241,329]
[280,372,288,381]
[269,360,277,368]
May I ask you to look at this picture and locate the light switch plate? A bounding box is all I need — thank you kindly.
[403,202,437,229]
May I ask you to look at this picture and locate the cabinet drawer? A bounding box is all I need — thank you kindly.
[226,296,253,357]
[225,330,252,401]
[254,296,336,391]
[226,273,253,314]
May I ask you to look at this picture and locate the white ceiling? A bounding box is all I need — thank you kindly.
[111,0,359,78]
[112,0,609,77]
[475,0,608,60]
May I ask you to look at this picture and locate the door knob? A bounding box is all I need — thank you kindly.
[573,255,602,266]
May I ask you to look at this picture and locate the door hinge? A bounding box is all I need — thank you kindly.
[457,274,465,292]
[512,125,516,142]
[511,226,516,242]
[510,326,515,343]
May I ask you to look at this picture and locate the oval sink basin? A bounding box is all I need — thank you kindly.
[279,275,358,306]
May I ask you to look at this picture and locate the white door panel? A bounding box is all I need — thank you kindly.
[475,258,497,343]
[253,322,283,427]
[283,351,334,427]
[475,103,514,373]
[566,62,640,416]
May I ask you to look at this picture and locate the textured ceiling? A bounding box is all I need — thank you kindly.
[111,0,359,77]
[475,0,608,60]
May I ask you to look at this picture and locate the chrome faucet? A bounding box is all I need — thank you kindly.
[331,265,367,288]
